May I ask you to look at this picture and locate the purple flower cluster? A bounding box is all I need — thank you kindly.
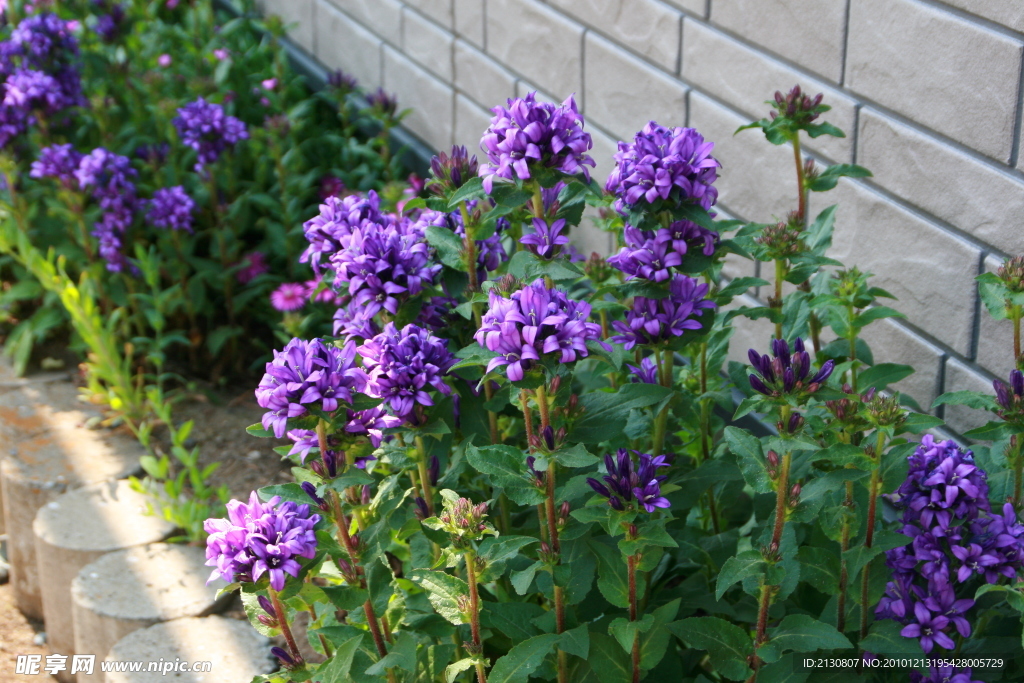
[0,13,84,146]
[145,185,195,233]
[610,274,715,350]
[327,211,442,319]
[76,147,139,273]
[93,1,128,43]
[357,322,455,421]
[909,666,982,683]
[204,492,320,591]
[173,97,248,172]
[627,356,659,384]
[520,217,569,259]
[608,221,719,282]
[30,142,81,187]
[475,278,602,381]
[747,337,834,397]
[286,405,399,463]
[333,305,380,342]
[605,122,719,211]
[993,369,1024,423]
[255,338,360,438]
[587,449,670,513]
[877,436,1024,655]
[301,191,388,275]
[478,92,595,193]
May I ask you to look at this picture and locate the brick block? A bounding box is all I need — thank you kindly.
[857,108,1024,256]
[546,0,681,71]
[454,0,484,48]
[403,0,452,28]
[515,80,560,104]
[943,358,995,434]
[811,179,981,356]
[454,93,493,151]
[323,0,403,45]
[709,0,846,83]
[455,40,517,111]
[403,7,455,81]
[486,0,584,98]
[861,318,944,410]
[583,32,687,141]
[846,0,1023,162]
[315,1,383,89]
[662,0,707,17]
[587,122,620,196]
[383,47,454,151]
[941,0,1024,33]
[976,254,1018,382]
[681,19,856,163]
[687,91,796,223]
[258,0,315,52]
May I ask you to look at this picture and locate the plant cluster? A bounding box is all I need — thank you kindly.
[202,82,1024,683]
[0,0,413,539]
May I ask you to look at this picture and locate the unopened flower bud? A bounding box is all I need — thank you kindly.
[549,376,561,395]
[494,274,523,297]
[361,484,372,506]
[609,496,625,511]
[543,425,556,451]
[258,614,279,628]
[309,460,325,478]
[271,647,296,667]
[258,595,275,615]
[428,455,440,487]
[998,255,1024,293]
[559,501,570,521]
[300,482,327,510]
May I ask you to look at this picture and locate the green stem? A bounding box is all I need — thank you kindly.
[1014,308,1022,362]
[269,588,303,665]
[628,554,640,683]
[847,303,858,391]
[837,480,853,633]
[465,552,488,683]
[415,435,434,515]
[459,202,480,292]
[651,348,672,456]
[859,431,885,640]
[1012,435,1022,511]
[793,133,806,223]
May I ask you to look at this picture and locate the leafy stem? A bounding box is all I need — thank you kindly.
[464,551,488,683]
[628,552,641,683]
[269,587,303,666]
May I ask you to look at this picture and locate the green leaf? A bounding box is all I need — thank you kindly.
[552,443,600,468]
[511,561,541,595]
[609,614,655,653]
[618,518,678,556]
[900,412,945,434]
[445,658,476,683]
[590,539,638,608]
[365,630,417,675]
[716,277,769,301]
[852,306,904,329]
[480,600,544,641]
[803,205,837,252]
[857,363,913,391]
[640,599,681,670]
[317,635,365,683]
[447,176,486,208]
[465,443,544,505]
[487,633,561,683]
[724,427,771,494]
[571,383,674,444]
[796,546,841,594]
[765,614,852,653]
[426,226,465,270]
[588,632,633,683]
[246,423,276,438]
[716,550,766,600]
[932,391,1000,412]
[667,617,753,681]
[408,570,469,625]
[478,535,538,565]
[257,483,312,506]
[561,623,590,659]
[963,420,1014,441]
[858,619,923,655]
[804,122,845,139]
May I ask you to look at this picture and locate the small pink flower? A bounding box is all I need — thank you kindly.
[213,48,229,61]
[166,0,180,8]
[261,78,278,91]
[237,252,268,284]
[305,280,337,304]
[66,20,81,32]
[158,54,172,68]
[270,283,308,312]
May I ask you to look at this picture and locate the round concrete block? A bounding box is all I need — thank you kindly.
[104,616,272,683]
[2,405,141,620]
[71,544,231,682]
[34,480,174,676]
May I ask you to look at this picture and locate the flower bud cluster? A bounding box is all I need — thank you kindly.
[747,338,834,399]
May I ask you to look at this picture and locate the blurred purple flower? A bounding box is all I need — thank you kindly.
[610,274,715,350]
[173,97,248,172]
[146,185,194,233]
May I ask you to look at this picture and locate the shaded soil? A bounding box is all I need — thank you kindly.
[0,583,52,682]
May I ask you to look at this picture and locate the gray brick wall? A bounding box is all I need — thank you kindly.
[256,0,1024,432]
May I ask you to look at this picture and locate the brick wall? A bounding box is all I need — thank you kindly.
[256,0,1024,433]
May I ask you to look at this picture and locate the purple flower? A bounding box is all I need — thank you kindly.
[237,251,268,283]
[146,186,195,232]
[520,217,569,259]
[747,337,834,397]
[255,338,360,438]
[173,97,248,171]
[76,148,139,272]
[475,278,602,381]
[357,323,455,421]
[4,68,69,114]
[270,283,308,312]
[478,92,595,193]
[93,2,127,42]
[332,306,379,342]
[300,191,387,274]
[606,122,719,211]
[204,492,320,591]
[586,449,669,512]
[900,602,954,653]
[993,369,1024,422]
[344,406,402,449]
[608,221,719,282]
[610,274,716,350]
[627,356,659,384]
[366,88,398,116]
[30,143,81,188]
[428,145,479,194]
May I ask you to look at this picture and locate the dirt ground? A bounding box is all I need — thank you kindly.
[0,379,295,682]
